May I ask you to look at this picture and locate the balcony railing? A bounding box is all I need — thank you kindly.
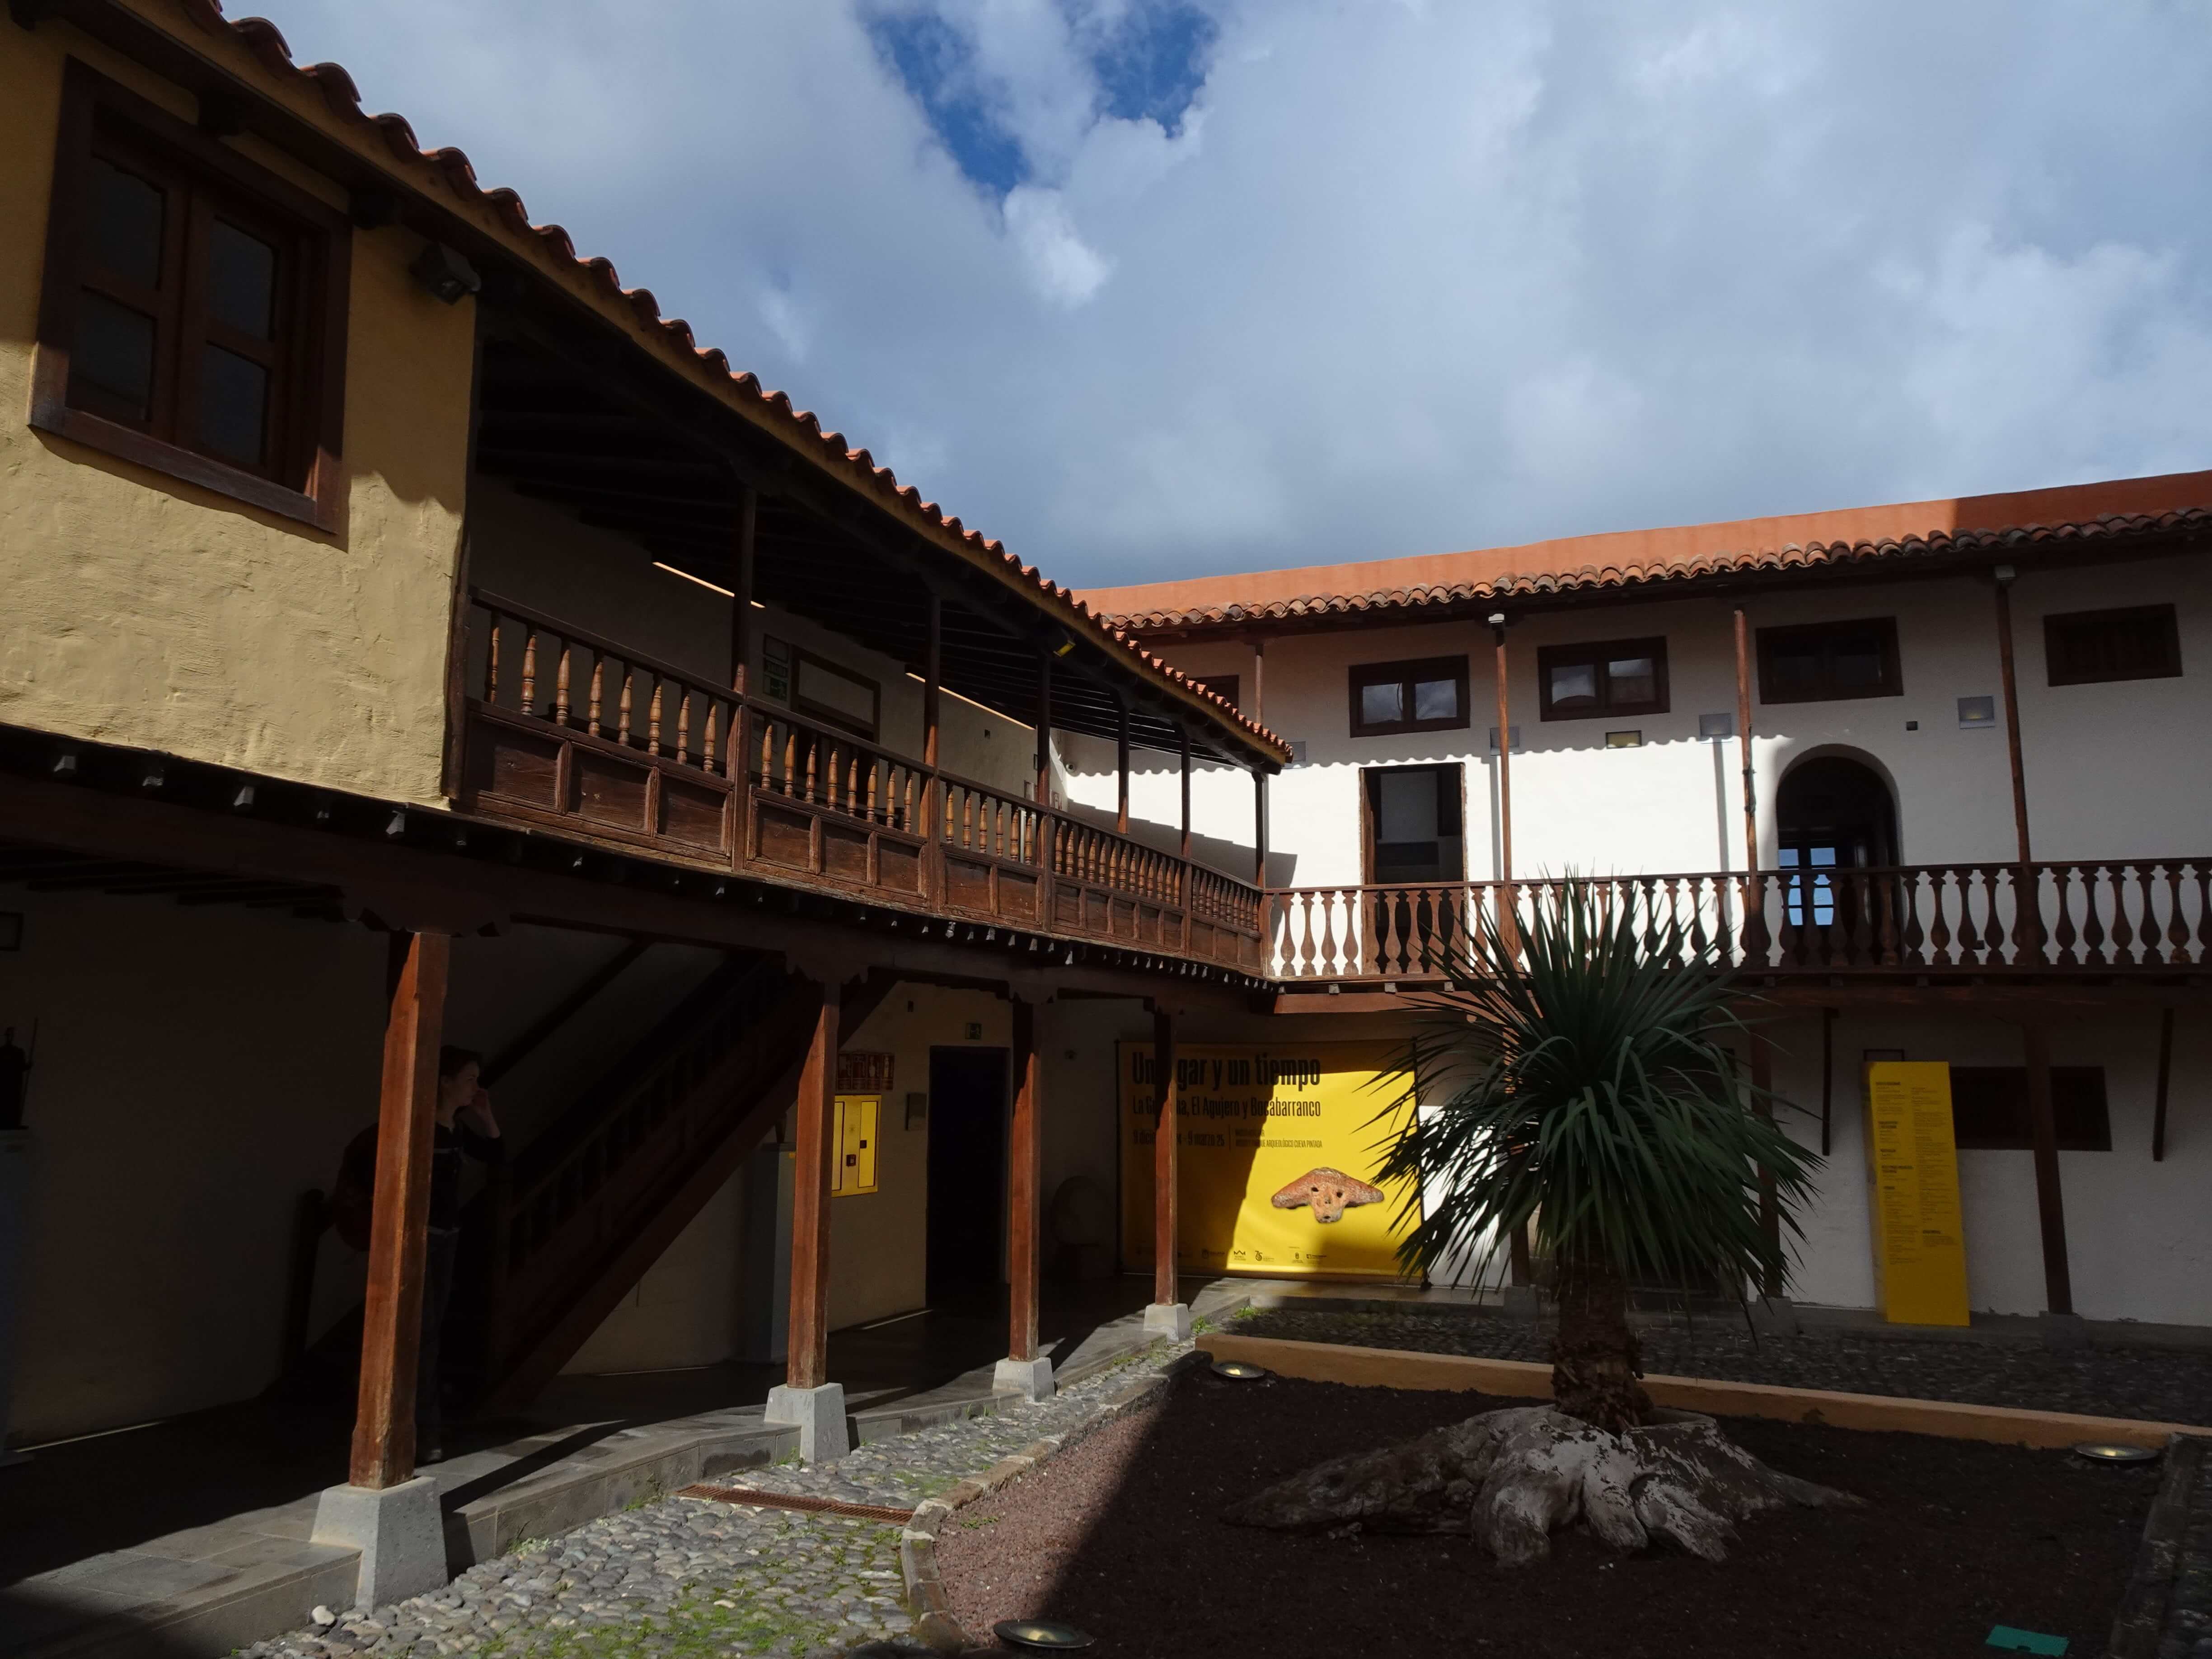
[456,592,1265,970]
[1272,862,2212,982]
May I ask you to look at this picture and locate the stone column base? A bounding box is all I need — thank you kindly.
[993,1355,1055,1402]
[311,1475,447,1611]
[1748,1296,1800,1336]
[765,1381,851,1462]
[1502,1285,1542,1321]
[1143,1302,1193,1342]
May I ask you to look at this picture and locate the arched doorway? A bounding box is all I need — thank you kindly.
[1774,755,1898,930]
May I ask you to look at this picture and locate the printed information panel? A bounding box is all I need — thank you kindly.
[1118,1042,1417,1279]
[1863,1060,1971,1326]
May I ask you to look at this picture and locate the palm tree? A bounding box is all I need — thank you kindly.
[1375,878,1819,1432]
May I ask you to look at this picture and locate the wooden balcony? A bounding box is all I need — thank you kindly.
[1272,863,2212,984]
[455,592,1266,971]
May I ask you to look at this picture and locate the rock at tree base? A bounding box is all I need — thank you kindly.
[1223,1405,1859,1565]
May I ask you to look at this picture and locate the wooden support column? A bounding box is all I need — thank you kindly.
[1250,636,1265,727]
[786,979,840,1391]
[1034,651,1053,806]
[1153,1006,1179,1309]
[1490,614,1516,950]
[1733,606,1763,962]
[1115,699,1130,834]
[729,487,758,867]
[348,929,450,1491]
[1818,1005,1837,1158]
[1253,767,1269,886]
[1992,566,2042,961]
[2153,1007,2175,1162]
[1748,1029,1781,1298]
[1177,727,1192,860]
[923,591,943,897]
[1008,998,1040,1363]
[2021,1021,2074,1316]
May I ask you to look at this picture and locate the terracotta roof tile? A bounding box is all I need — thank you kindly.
[1084,473,2212,634]
[171,2,1287,762]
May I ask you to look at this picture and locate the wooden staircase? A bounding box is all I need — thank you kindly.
[463,953,824,1415]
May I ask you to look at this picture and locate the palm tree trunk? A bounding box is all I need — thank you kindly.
[1550,1248,1653,1432]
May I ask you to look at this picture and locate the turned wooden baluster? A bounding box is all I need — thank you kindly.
[1954,868,1987,965]
[1317,889,1340,977]
[553,644,572,726]
[617,668,634,746]
[673,692,689,765]
[647,682,664,756]
[520,628,539,716]
[484,614,502,703]
[701,703,717,773]
[2194,862,2212,965]
[2165,863,2190,965]
[588,659,605,738]
[2050,864,2079,964]
[2109,865,2138,965]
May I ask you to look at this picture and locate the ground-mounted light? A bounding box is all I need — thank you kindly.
[994,1618,1096,1650]
[1210,1359,1270,1381]
[2071,1442,2157,1464]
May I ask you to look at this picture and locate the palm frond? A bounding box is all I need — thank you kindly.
[1373,877,1819,1302]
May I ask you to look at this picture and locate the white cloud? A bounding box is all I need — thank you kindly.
[242,0,2212,584]
[1003,186,1115,306]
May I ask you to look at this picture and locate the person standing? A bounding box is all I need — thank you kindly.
[417,1046,501,1462]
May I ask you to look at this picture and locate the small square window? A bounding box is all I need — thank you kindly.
[1348,657,1468,738]
[2043,605,2181,686]
[1605,730,1642,749]
[1756,618,1903,704]
[1537,637,1668,721]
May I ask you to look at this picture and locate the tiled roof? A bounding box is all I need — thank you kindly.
[1083,472,2212,634]
[166,2,1288,763]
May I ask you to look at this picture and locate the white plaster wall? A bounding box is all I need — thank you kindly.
[1069,553,2211,889]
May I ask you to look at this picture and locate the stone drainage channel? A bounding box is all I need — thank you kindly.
[237,1345,1192,1659]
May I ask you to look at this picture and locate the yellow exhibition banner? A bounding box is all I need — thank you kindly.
[1863,1061,1971,1326]
[1118,1042,1418,1280]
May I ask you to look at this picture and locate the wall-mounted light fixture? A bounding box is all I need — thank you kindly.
[1045,629,1078,658]
[1698,712,1734,740]
[1487,725,1520,751]
[1957,696,1996,729]
[410,241,481,305]
[1606,730,1643,749]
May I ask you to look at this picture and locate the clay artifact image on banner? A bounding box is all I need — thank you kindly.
[1271,1167,1386,1224]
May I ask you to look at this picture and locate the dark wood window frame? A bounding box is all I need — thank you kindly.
[31,59,351,532]
[2043,604,2183,687]
[785,642,881,741]
[1756,616,1904,705]
[1348,655,1469,738]
[1537,635,1670,722]
[1949,1065,2113,1153]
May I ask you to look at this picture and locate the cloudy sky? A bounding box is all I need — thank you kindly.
[249,0,2212,587]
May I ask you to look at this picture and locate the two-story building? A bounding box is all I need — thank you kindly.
[0,0,1287,1636]
[1074,472,2212,1330]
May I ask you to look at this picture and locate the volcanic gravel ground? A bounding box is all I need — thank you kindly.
[1236,1302,2212,1424]
[937,1370,2163,1659]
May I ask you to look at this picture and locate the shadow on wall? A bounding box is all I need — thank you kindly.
[1058,796,1297,888]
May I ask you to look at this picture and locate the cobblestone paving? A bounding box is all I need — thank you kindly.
[1235,1303,2212,1425]
[238,1346,1179,1659]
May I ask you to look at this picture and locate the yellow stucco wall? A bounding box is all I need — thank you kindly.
[0,21,473,806]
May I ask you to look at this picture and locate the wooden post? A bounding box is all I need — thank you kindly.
[1748,1028,1781,1298]
[1253,767,1269,886]
[1115,698,1130,835]
[1490,615,1517,951]
[786,979,839,1391]
[1251,636,1265,727]
[348,929,450,1491]
[1034,651,1052,807]
[1734,606,1764,963]
[2020,1021,2073,1316]
[1819,1005,1837,1158]
[923,591,943,899]
[1992,568,2042,961]
[1177,727,1192,861]
[2153,1006,2175,1162]
[729,487,758,868]
[1008,998,1040,1364]
[1153,1006,1179,1309]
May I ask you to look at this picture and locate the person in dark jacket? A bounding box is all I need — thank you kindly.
[419,1045,501,1462]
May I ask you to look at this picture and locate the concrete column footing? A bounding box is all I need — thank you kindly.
[765,1381,852,1462]
[1144,1302,1194,1342]
[993,1355,1056,1402]
[311,1475,448,1611]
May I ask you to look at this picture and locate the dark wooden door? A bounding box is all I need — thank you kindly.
[926,1046,1008,1297]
